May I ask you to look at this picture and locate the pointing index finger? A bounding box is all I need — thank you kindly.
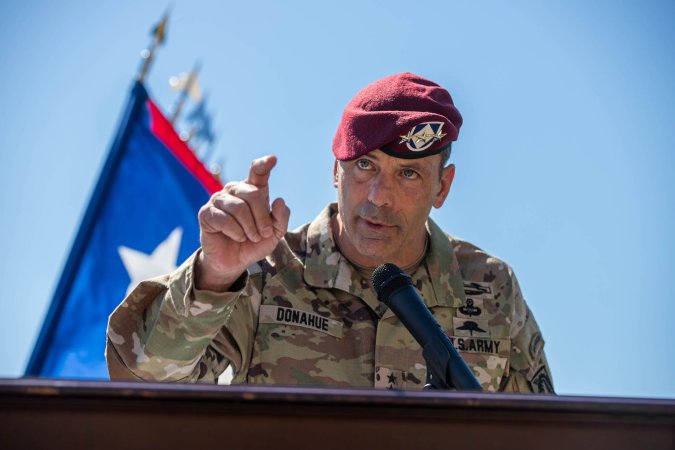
[246,155,277,189]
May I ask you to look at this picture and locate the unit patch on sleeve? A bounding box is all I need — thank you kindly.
[530,366,555,394]
[259,305,344,338]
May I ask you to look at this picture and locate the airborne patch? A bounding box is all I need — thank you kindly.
[529,332,544,359]
[259,305,344,338]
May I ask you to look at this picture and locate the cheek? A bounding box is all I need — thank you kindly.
[336,178,356,217]
[400,186,436,224]
[339,175,365,205]
[404,182,429,198]
[409,202,432,226]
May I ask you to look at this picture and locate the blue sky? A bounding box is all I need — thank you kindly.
[1,0,674,398]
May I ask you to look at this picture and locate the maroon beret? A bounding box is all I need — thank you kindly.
[332,72,463,161]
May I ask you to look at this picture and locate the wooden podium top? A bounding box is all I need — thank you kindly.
[2,378,674,449]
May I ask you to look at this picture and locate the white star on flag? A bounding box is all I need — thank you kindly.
[118,227,183,296]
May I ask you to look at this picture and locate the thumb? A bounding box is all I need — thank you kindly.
[270,197,290,239]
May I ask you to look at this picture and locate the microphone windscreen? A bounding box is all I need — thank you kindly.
[372,263,412,303]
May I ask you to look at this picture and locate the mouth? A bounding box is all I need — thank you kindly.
[359,217,396,230]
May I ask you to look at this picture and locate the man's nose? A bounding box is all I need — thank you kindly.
[367,173,393,207]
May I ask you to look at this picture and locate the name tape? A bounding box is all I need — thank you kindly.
[259,305,344,338]
[448,336,510,356]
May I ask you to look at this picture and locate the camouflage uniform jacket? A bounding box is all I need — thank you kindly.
[106,204,554,393]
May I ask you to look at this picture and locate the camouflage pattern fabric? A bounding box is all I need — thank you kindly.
[107,204,554,393]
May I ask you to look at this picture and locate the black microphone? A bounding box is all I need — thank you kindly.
[372,263,483,391]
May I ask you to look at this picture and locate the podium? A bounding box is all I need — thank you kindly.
[1,379,674,449]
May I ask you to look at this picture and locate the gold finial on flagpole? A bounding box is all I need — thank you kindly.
[137,8,171,83]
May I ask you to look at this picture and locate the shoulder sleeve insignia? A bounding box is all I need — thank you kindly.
[530,366,555,394]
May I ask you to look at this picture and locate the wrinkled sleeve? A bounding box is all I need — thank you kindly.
[106,251,259,383]
[501,272,555,394]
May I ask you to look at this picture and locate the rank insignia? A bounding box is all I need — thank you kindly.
[375,366,404,390]
[399,122,447,151]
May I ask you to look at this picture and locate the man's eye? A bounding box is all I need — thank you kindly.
[402,168,418,179]
[356,159,371,170]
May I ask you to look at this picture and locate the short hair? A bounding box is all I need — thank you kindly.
[438,143,452,178]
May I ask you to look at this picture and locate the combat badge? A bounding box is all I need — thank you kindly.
[399,122,447,152]
[530,366,555,394]
[463,280,495,299]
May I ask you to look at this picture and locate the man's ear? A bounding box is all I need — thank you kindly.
[333,160,339,188]
[433,164,455,209]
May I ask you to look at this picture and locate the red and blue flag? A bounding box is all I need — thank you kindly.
[26,82,221,379]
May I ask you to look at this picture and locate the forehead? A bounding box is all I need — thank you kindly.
[359,149,441,170]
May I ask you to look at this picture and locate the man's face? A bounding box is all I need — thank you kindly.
[333,149,455,268]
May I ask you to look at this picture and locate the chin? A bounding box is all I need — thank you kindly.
[354,238,396,264]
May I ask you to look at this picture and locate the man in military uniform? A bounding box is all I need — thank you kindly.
[106,72,554,393]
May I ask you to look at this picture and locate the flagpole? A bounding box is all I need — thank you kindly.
[138,9,169,83]
[25,12,169,376]
[171,61,201,124]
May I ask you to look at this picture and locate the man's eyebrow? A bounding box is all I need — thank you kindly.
[398,160,430,172]
[363,152,381,161]
[359,152,431,173]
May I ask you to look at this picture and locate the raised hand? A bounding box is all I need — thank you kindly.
[195,155,290,292]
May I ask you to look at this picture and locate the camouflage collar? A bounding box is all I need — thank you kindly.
[302,203,341,291]
[424,218,467,308]
[303,203,466,315]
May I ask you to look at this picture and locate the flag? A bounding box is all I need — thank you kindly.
[169,71,202,102]
[186,96,215,145]
[26,82,222,379]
